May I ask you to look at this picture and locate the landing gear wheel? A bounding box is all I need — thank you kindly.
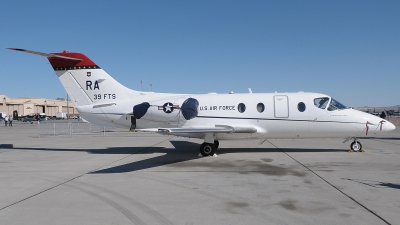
[214,140,219,149]
[200,143,216,157]
[350,141,362,152]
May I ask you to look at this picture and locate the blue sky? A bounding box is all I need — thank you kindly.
[1,1,399,107]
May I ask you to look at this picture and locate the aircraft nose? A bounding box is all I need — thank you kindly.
[385,121,396,132]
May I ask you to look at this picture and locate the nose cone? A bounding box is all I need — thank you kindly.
[385,121,396,132]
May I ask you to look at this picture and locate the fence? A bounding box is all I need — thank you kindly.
[38,121,123,137]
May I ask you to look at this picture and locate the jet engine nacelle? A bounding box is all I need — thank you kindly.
[133,97,199,124]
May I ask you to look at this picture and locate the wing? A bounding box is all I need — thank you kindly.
[138,125,257,134]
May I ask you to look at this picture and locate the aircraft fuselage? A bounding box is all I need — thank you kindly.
[77,92,393,140]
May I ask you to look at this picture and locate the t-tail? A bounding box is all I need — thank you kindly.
[8,48,137,106]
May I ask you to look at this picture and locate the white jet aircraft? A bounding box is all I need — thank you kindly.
[8,48,396,156]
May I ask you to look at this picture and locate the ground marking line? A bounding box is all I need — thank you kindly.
[266,140,391,225]
[0,137,173,211]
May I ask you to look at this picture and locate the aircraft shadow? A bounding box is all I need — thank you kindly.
[0,144,13,149]
[91,141,347,174]
[342,178,400,190]
[2,141,347,174]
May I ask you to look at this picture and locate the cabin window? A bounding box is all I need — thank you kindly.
[257,103,264,113]
[314,97,329,109]
[297,102,306,112]
[238,103,246,113]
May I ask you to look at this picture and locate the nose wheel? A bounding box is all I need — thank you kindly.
[350,141,362,152]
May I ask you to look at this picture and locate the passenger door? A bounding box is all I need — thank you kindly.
[274,95,289,118]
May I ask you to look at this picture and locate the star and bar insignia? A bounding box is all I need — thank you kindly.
[158,102,179,113]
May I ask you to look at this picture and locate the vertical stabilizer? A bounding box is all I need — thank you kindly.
[8,48,137,106]
[48,51,136,106]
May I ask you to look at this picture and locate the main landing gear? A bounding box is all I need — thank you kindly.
[199,140,219,157]
[349,138,364,152]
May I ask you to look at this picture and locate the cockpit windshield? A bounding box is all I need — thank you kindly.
[314,97,348,111]
[314,97,329,109]
[327,98,347,111]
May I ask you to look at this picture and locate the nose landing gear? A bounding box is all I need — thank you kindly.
[349,138,364,152]
[350,141,362,151]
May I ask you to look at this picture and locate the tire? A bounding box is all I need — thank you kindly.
[350,141,362,152]
[200,143,216,156]
[214,140,219,149]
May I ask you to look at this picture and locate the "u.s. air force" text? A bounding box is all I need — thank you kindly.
[200,105,235,111]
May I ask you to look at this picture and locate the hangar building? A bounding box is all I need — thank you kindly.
[0,95,77,118]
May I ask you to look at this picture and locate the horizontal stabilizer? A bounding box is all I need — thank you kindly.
[7,48,82,61]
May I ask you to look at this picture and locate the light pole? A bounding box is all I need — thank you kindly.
[44,100,47,117]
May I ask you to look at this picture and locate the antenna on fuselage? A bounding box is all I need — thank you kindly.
[248,88,252,93]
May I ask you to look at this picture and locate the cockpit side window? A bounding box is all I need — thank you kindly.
[327,98,347,111]
[314,97,329,109]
